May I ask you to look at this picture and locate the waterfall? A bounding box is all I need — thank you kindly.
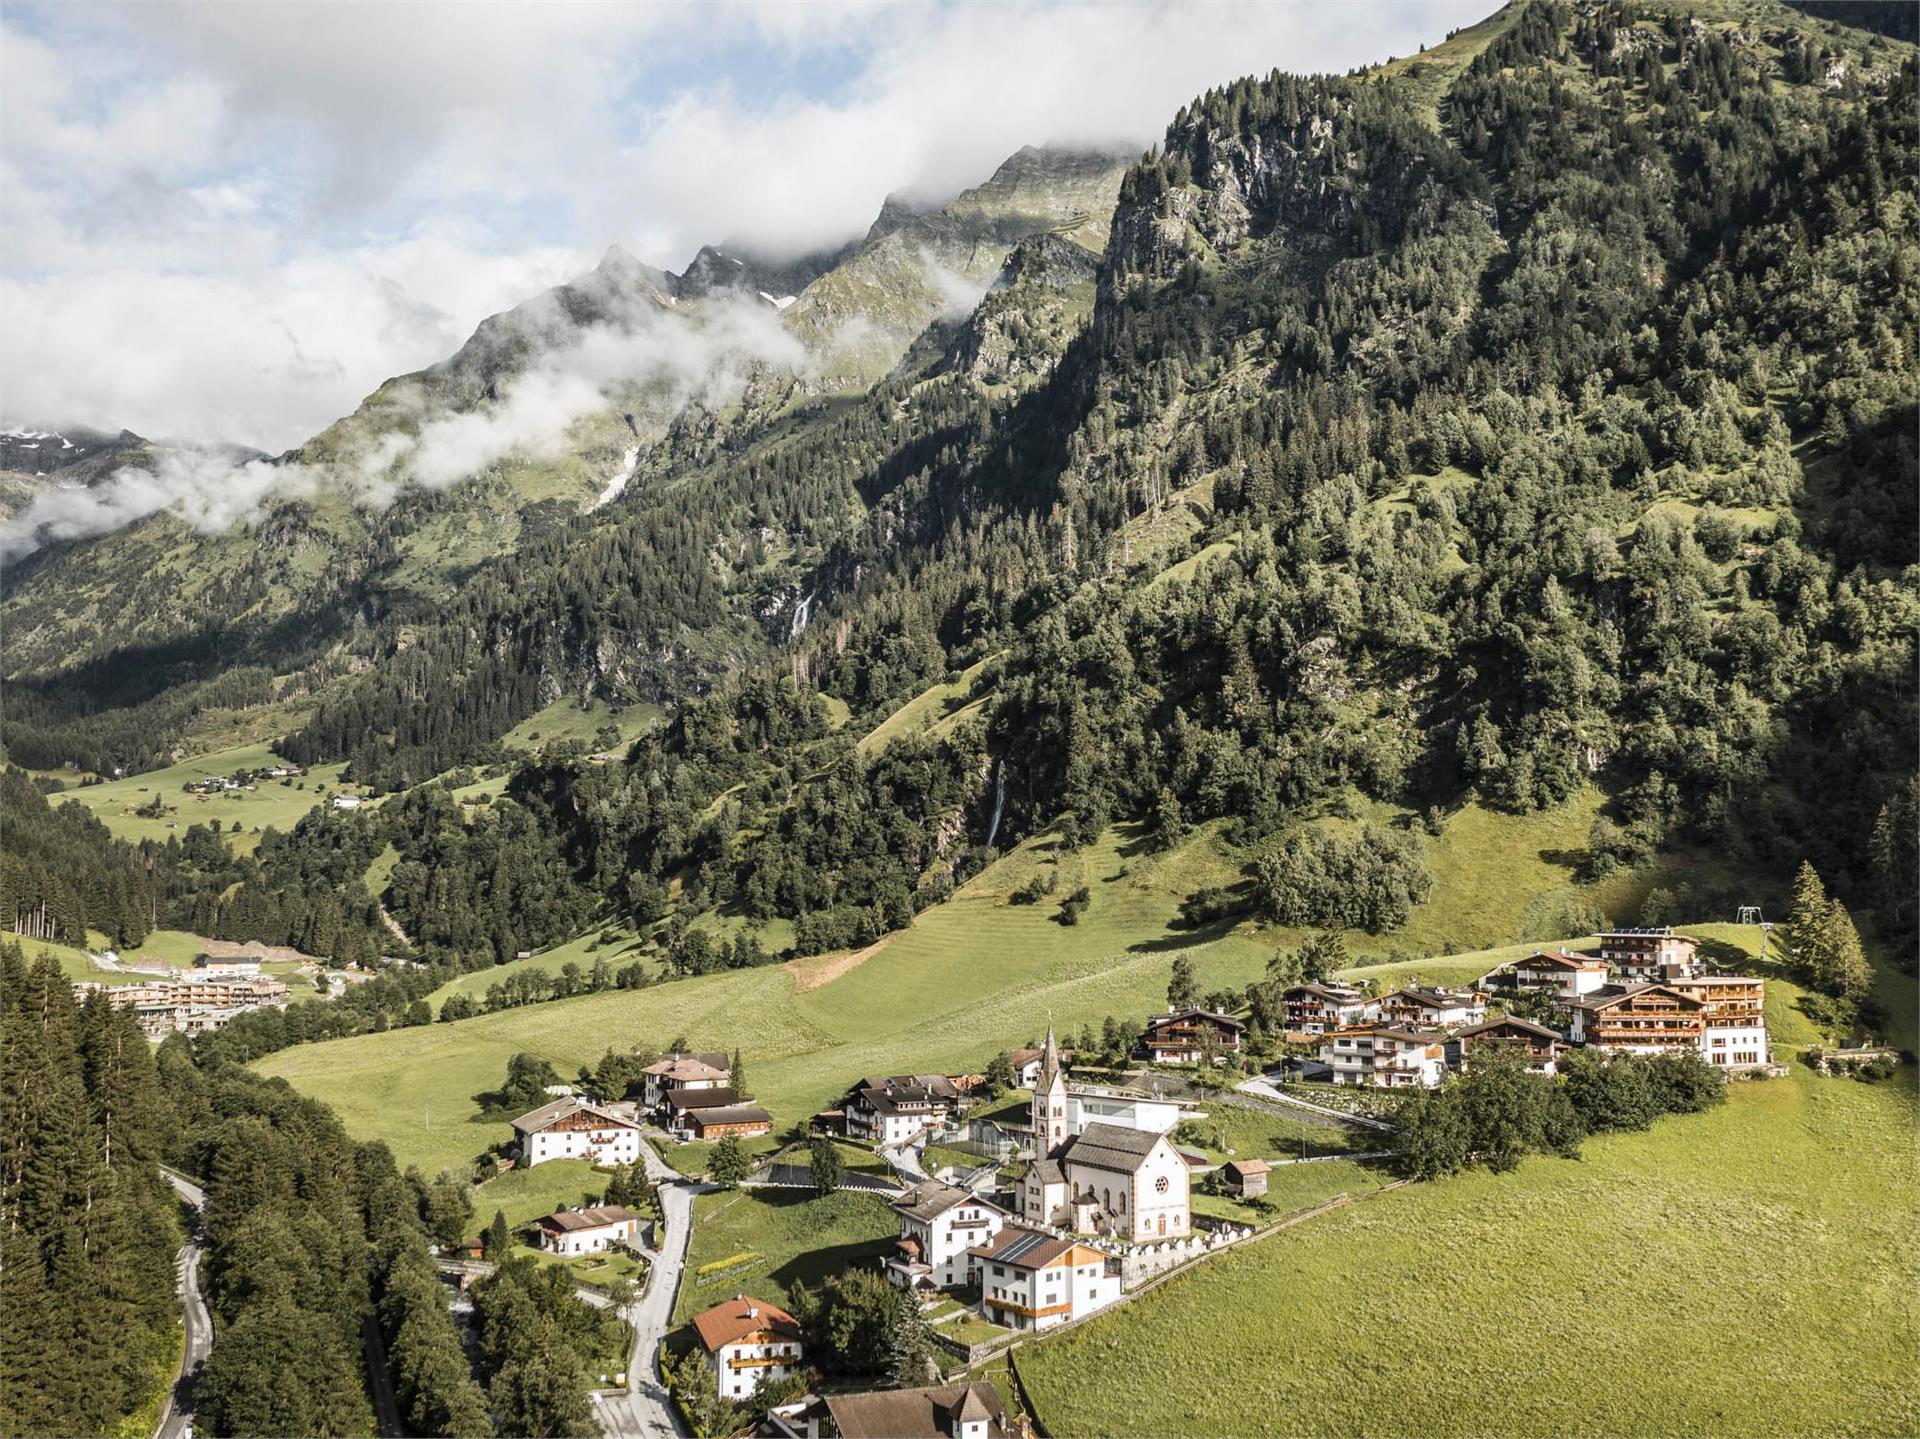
[984,761,1007,850]
[789,591,815,640]
[591,446,640,510]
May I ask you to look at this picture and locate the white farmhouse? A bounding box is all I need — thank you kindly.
[692,1296,804,1400]
[534,1204,643,1256]
[969,1228,1120,1331]
[884,1181,1010,1292]
[509,1097,642,1168]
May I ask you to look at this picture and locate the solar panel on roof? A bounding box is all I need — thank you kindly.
[998,1231,1050,1264]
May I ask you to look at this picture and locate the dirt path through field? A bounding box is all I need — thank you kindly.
[786,935,894,992]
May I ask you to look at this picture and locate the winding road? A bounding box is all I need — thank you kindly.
[589,1135,708,1439]
[155,1169,210,1439]
[1235,1076,1396,1132]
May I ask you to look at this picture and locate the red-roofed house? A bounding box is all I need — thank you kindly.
[691,1295,804,1400]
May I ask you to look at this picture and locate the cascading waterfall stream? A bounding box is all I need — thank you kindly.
[591,445,641,510]
[984,761,1006,850]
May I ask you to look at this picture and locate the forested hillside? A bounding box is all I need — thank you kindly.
[4,0,1915,981]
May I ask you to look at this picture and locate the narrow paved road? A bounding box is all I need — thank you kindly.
[361,1312,406,1437]
[881,1137,930,1186]
[1235,1077,1395,1132]
[591,1137,708,1439]
[156,1170,209,1439]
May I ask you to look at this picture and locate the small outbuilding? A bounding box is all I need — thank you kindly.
[1220,1159,1269,1198]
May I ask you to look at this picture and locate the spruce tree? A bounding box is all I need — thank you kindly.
[1784,861,1830,979]
[485,1209,512,1262]
[1816,898,1873,1006]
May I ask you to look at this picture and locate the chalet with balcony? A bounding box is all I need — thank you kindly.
[844,1075,964,1146]
[1140,1007,1245,1064]
[1481,949,1610,1000]
[1453,1015,1568,1075]
[1599,928,1703,982]
[1320,1024,1447,1088]
[1378,986,1487,1031]
[510,1097,642,1168]
[1281,982,1375,1036]
[884,1181,1010,1291]
[1664,973,1769,1069]
[692,1295,804,1400]
[1567,985,1706,1054]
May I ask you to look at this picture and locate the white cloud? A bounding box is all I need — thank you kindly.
[0,291,810,560]
[0,0,1489,454]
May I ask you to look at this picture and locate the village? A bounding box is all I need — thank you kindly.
[69,938,375,1038]
[472,927,1775,1438]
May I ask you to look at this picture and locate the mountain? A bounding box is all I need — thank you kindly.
[1,0,1914,975]
[0,424,150,520]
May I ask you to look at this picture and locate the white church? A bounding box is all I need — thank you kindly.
[1018,1026,1192,1244]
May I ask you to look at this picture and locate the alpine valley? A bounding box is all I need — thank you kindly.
[2,3,1916,1439]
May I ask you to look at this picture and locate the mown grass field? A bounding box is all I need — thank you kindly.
[1018,958,1920,1438]
[672,1189,896,1324]
[261,802,1755,1179]
[47,741,349,854]
[501,696,663,754]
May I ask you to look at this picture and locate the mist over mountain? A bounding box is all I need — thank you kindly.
[3,6,1917,1437]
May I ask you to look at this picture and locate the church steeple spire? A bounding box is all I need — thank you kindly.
[1032,1012,1070,1153]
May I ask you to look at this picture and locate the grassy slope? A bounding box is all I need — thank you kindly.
[262,798,1687,1178]
[50,741,349,854]
[1018,941,1920,1438]
[501,696,664,754]
[856,654,998,756]
[429,923,651,1012]
[672,1188,897,1324]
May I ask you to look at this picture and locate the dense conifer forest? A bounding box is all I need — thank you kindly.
[1,4,1916,1435]
[5,0,1915,976]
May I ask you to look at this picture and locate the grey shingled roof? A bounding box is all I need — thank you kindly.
[822,1383,1008,1439]
[509,1097,637,1134]
[889,1180,1007,1223]
[1060,1121,1163,1174]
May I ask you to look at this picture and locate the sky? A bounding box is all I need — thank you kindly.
[0,0,1488,455]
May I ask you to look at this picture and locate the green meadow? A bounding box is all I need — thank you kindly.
[1017,960,1920,1438]
[46,741,349,854]
[262,804,1788,1181]
[501,696,664,754]
[672,1188,897,1324]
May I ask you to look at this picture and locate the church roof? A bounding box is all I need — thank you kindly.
[1060,1122,1164,1175]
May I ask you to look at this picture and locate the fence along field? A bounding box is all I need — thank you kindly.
[1015,958,1920,1438]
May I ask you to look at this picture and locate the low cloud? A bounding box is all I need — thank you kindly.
[0,292,808,562]
[1,1,1486,459]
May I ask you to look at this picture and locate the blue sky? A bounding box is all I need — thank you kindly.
[0,0,1488,450]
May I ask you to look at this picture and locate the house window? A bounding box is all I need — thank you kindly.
[1154,1175,1169,1194]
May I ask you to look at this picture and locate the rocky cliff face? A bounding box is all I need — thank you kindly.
[783,143,1132,382]
[1108,81,1488,282]
[941,233,1101,386]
